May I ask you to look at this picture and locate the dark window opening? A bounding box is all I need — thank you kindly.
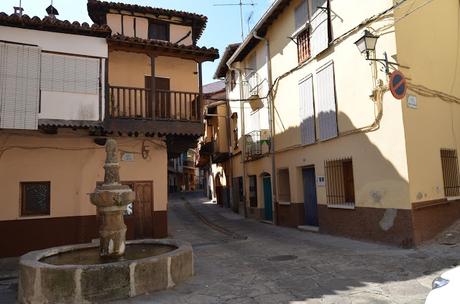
[21,182,51,216]
[148,20,170,41]
[249,175,257,208]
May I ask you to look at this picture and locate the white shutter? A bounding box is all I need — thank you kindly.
[41,53,99,95]
[295,0,308,30]
[310,0,329,57]
[299,75,315,145]
[0,43,40,130]
[316,61,337,140]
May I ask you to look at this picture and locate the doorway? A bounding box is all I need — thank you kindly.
[262,175,273,221]
[145,76,171,118]
[124,181,154,239]
[302,167,318,226]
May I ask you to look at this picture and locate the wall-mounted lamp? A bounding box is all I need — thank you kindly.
[354,30,400,75]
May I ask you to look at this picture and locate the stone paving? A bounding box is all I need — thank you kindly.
[1,193,460,303]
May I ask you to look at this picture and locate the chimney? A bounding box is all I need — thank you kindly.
[14,0,23,16]
[46,4,59,19]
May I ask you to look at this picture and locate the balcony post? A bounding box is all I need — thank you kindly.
[149,52,156,120]
[198,62,203,121]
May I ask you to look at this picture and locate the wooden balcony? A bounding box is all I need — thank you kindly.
[105,86,203,136]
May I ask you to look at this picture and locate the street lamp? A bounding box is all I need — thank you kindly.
[354,30,379,59]
[354,29,400,75]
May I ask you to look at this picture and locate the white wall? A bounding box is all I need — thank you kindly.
[0,26,108,58]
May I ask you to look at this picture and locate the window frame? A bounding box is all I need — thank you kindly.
[148,19,170,41]
[20,181,51,217]
[277,168,291,203]
[440,149,460,198]
[324,158,355,208]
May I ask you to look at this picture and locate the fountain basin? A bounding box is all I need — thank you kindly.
[18,239,193,303]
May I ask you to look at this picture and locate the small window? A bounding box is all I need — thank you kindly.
[231,112,239,149]
[278,169,291,202]
[325,158,355,207]
[441,149,460,197]
[297,28,311,64]
[249,175,258,207]
[21,182,51,216]
[148,20,169,41]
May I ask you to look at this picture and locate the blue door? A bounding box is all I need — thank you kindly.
[303,167,318,226]
[263,176,273,221]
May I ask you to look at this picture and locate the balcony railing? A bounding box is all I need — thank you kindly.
[245,130,270,160]
[109,86,201,121]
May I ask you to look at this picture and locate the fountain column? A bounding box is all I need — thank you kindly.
[90,139,135,259]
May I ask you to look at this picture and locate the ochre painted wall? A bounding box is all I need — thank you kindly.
[0,130,167,221]
[108,51,198,93]
[394,0,460,203]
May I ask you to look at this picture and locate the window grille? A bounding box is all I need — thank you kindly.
[297,28,311,64]
[441,149,460,197]
[325,158,355,207]
[21,182,51,216]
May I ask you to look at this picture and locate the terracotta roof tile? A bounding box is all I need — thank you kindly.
[108,34,219,62]
[214,43,241,79]
[0,13,111,37]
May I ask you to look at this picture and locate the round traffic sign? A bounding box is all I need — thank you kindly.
[389,70,407,100]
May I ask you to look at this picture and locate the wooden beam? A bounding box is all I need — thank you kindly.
[150,53,156,120]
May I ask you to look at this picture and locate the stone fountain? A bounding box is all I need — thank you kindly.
[18,139,194,304]
[90,138,134,259]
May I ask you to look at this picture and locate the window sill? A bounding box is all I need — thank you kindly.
[327,204,355,210]
[278,201,291,206]
[17,214,51,220]
[447,196,460,202]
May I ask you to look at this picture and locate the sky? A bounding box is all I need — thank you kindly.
[0,0,274,84]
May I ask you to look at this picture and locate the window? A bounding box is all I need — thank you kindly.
[249,175,258,207]
[325,158,355,207]
[278,169,291,202]
[441,149,460,197]
[229,70,237,91]
[231,112,239,149]
[21,182,51,216]
[299,75,315,145]
[148,20,169,41]
[316,61,338,140]
[297,28,311,63]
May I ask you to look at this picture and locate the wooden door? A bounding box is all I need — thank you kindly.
[263,176,273,221]
[145,76,170,119]
[124,181,154,239]
[302,167,318,226]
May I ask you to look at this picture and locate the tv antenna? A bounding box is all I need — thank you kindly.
[213,0,256,41]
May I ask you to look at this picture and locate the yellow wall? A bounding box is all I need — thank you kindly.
[108,51,198,92]
[0,130,167,221]
[394,0,460,203]
[232,0,412,210]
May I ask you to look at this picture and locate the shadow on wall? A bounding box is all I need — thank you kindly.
[270,110,412,247]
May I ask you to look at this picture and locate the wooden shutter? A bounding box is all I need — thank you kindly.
[0,43,40,130]
[41,53,99,95]
[299,75,315,145]
[310,0,329,57]
[316,61,337,140]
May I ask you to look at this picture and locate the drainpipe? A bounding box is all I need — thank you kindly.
[253,31,277,225]
[227,61,248,218]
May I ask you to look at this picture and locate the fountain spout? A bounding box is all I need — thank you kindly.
[90,138,135,259]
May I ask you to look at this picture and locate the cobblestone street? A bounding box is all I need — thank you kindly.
[1,193,460,304]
